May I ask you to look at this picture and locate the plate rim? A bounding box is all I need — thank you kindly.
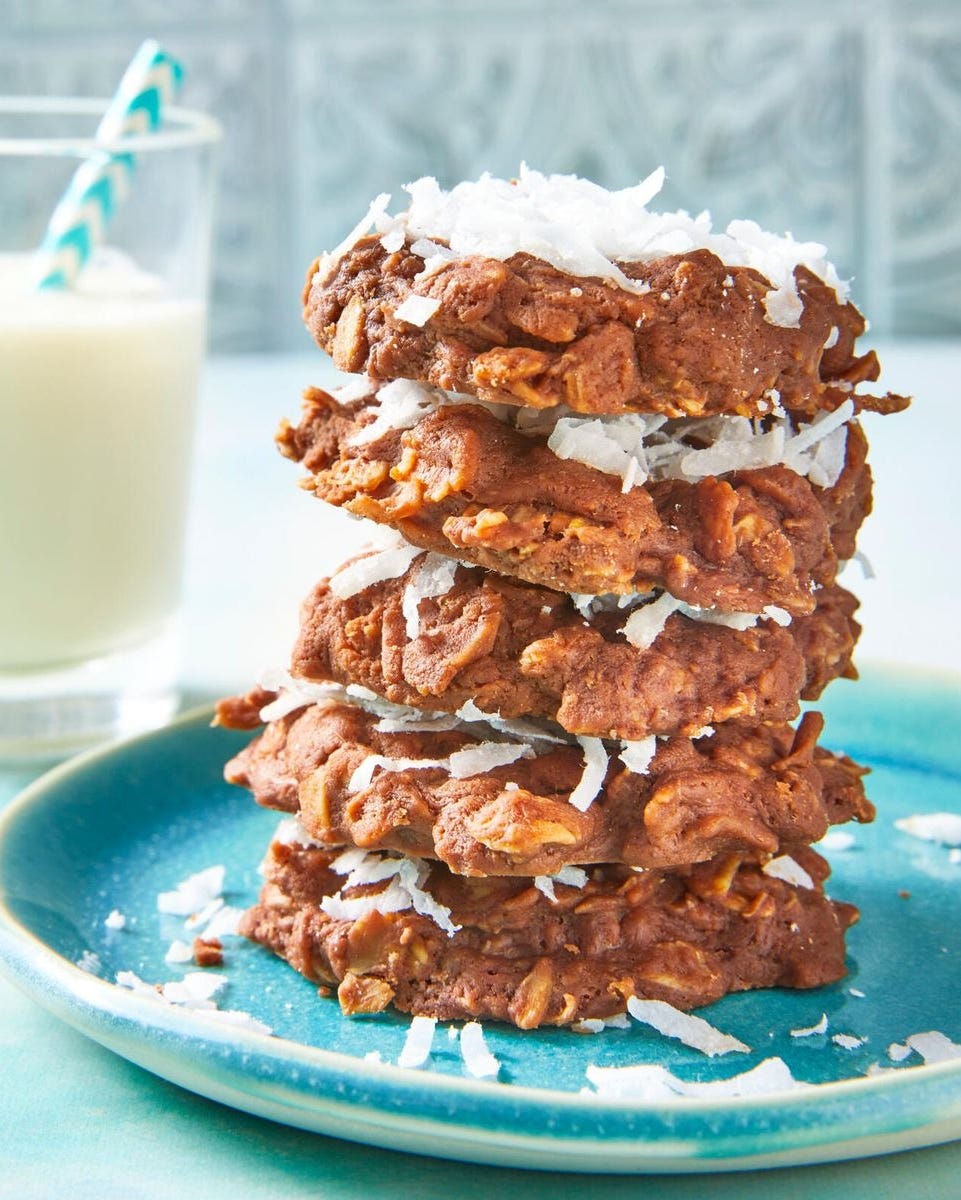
[1,679,960,1172]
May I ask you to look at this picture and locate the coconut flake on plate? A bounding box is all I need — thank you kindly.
[202,905,244,940]
[586,1056,802,1101]
[202,1009,273,1036]
[762,855,815,890]
[165,939,194,965]
[791,1014,829,1038]
[460,1021,501,1079]
[817,830,856,852]
[157,865,226,917]
[104,909,126,931]
[898,1031,961,1065]
[894,813,961,847]
[76,950,102,974]
[397,1015,437,1068]
[832,1033,866,1051]
[161,971,228,1009]
[627,997,750,1056]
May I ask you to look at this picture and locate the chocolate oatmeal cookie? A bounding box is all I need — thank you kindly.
[288,556,860,740]
[279,389,872,612]
[305,237,907,420]
[219,696,871,876]
[241,836,857,1027]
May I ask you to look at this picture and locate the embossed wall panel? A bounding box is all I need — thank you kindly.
[2,0,960,347]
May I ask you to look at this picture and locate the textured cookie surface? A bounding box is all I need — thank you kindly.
[288,555,860,740]
[305,238,906,420]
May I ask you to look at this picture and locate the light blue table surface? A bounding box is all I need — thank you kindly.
[2,348,959,1197]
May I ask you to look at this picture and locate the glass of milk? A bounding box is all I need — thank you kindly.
[0,98,221,760]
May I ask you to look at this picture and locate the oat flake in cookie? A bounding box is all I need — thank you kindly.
[221,168,909,1031]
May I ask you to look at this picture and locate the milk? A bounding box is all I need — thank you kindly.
[0,252,205,671]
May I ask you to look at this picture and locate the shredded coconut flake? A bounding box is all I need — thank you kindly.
[273,816,325,849]
[791,1013,829,1038]
[402,552,459,638]
[587,1056,801,1101]
[393,294,441,326]
[157,865,225,917]
[460,1021,501,1079]
[572,1012,631,1034]
[202,905,244,939]
[817,830,856,852]
[104,909,126,931]
[762,855,815,890]
[77,950,101,974]
[894,813,961,847]
[162,972,228,1009]
[448,741,534,779]
[618,736,656,775]
[533,866,588,903]
[568,736,608,811]
[627,996,750,1056]
[322,851,461,935]
[165,940,194,965]
[903,1031,961,1064]
[397,1015,436,1068]
[329,542,422,600]
[832,1033,866,1051]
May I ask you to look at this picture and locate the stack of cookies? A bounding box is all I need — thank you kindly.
[219,170,907,1029]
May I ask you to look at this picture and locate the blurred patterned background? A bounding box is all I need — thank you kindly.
[3,0,959,350]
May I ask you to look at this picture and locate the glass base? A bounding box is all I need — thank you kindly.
[0,622,180,764]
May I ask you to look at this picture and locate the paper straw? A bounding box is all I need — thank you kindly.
[33,39,184,290]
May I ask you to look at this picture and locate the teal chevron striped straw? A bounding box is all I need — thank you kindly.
[33,39,184,290]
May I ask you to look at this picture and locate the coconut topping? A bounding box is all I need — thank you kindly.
[329,540,422,600]
[334,166,849,327]
[762,855,815,890]
[402,552,460,638]
[533,866,589,903]
[568,736,609,812]
[323,850,461,935]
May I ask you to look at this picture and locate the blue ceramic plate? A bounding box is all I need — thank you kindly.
[0,665,959,1173]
